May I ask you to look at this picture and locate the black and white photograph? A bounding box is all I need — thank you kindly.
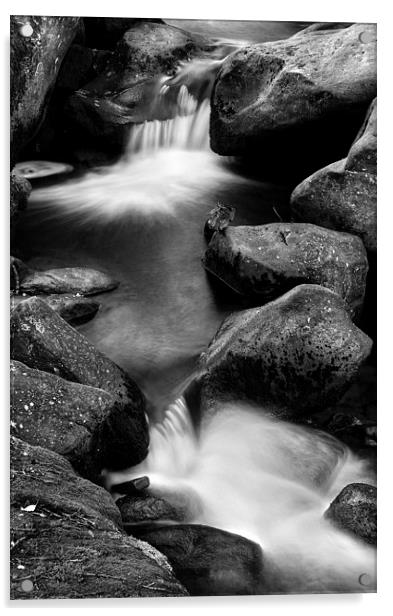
[8,3,379,604]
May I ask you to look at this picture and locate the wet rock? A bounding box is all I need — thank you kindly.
[10,360,145,480]
[10,173,31,225]
[204,203,236,242]
[210,24,376,178]
[291,99,377,252]
[195,284,372,419]
[20,266,118,296]
[10,298,148,469]
[10,16,80,164]
[117,487,202,526]
[10,257,33,292]
[10,437,188,599]
[203,222,368,320]
[324,483,377,545]
[83,17,165,49]
[11,293,100,326]
[132,524,265,595]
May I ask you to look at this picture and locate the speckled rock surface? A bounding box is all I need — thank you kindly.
[203,223,368,320]
[10,16,80,164]
[291,99,377,251]
[324,482,377,545]
[10,173,31,226]
[10,437,188,599]
[10,297,149,470]
[210,24,376,177]
[11,294,100,326]
[20,266,119,296]
[133,524,265,596]
[195,284,373,419]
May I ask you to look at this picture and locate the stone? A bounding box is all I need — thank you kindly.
[203,222,368,320]
[204,203,236,241]
[20,266,119,296]
[132,524,265,596]
[83,17,165,49]
[194,284,373,419]
[10,437,188,599]
[117,487,202,526]
[11,294,100,326]
[210,24,376,178]
[10,173,31,223]
[10,16,80,164]
[324,482,377,545]
[10,297,148,470]
[290,99,377,252]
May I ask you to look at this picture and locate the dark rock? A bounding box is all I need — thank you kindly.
[83,17,165,49]
[195,284,372,419]
[132,524,265,595]
[118,487,202,526]
[210,24,376,179]
[11,293,100,326]
[203,222,368,320]
[10,16,80,165]
[10,360,147,480]
[10,437,188,599]
[10,173,31,225]
[10,257,33,292]
[324,483,377,545]
[20,266,118,296]
[10,297,148,469]
[290,99,377,252]
[204,203,236,241]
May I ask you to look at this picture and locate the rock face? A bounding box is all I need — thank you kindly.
[10,297,148,470]
[194,285,372,419]
[133,524,265,596]
[20,266,119,296]
[11,294,100,326]
[324,483,377,545]
[83,17,164,49]
[291,99,377,251]
[203,222,368,320]
[210,24,376,178]
[10,173,31,226]
[10,437,188,599]
[10,16,80,164]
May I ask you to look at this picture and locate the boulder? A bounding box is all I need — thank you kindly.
[290,99,377,252]
[11,294,100,326]
[10,16,80,164]
[194,284,372,419]
[324,482,377,545]
[210,24,376,178]
[10,360,147,479]
[132,524,265,596]
[10,257,33,292]
[203,222,368,320]
[10,437,187,599]
[20,266,119,296]
[117,487,202,526]
[83,17,165,49]
[10,297,148,469]
[10,173,31,224]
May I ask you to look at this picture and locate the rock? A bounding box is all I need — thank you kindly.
[10,360,146,480]
[66,21,212,152]
[117,487,202,526]
[83,17,165,49]
[10,16,80,164]
[10,173,31,225]
[210,24,376,178]
[11,293,100,326]
[194,284,372,419]
[20,266,119,296]
[132,524,265,596]
[203,222,368,320]
[204,203,236,241]
[324,483,377,545]
[10,297,148,469]
[290,99,377,252]
[10,437,188,599]
[10,257,33,292]
[292,23,353,36]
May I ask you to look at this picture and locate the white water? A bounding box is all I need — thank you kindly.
[108,398,376,594]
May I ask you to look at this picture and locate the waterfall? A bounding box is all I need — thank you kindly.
[107,398,376,594]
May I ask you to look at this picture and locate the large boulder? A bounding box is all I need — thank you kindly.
[10,297,148,469]
[210,24,376,178]
[291,99,377,251]
[203,222,368,320]
[193,285,372,419]
[19,266,119,296]
[10,16,80,165]
[133,524,265,596]
[10,437,187,599]
[324,483,377,545]
[11,294,100,326]
[10,360,146,480]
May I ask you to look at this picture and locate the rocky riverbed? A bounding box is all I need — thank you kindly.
[10,16,376,598]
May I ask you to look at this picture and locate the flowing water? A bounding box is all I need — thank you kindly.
[15,20,376,594]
